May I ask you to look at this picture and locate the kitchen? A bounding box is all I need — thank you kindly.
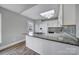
[25,4,79,55]
[0,4,79,55]
[0,0,79,59]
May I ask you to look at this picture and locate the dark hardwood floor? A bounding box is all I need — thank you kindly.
[0,41,39,55]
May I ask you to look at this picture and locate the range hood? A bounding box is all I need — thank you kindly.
[48,27,62,33]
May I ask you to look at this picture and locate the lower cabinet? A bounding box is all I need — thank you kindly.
[26,35,79,55]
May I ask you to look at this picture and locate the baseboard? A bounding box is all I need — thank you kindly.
[0,39,25,51]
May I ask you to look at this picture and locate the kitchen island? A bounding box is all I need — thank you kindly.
[26,32,79,55]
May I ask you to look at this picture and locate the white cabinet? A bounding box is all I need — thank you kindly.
[0,14,1,43]
[35,24,39,32]
[76,5,79,38]
[35,22,48,34]
[26,35,79,55]
[47,20,58,27]
[63,4,76,25]
[35,23,43,33]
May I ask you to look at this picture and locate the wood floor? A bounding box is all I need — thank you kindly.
[0,41,39,55]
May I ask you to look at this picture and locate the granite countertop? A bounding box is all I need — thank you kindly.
[27,32,79,46]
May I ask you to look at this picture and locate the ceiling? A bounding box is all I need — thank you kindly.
[22,4,60,20]
[0,4,37,13]
[0,4,60,20]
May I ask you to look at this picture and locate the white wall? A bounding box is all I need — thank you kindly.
[0,7,31,48]
[63,4,76,25]
[58,4,63,27]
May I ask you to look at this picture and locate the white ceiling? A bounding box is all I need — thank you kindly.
[0,4,37,13]
[0,4,60,20]
[22,4,60,20]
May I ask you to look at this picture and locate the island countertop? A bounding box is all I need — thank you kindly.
[26,32,79,46]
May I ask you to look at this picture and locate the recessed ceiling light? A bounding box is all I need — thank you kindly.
[40,9,55,19]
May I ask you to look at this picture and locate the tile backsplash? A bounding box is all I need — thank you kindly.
[62,25,76,37]
[48,27,62,33]
[48,25,76,37]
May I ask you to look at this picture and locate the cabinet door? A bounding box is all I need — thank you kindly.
[76,5,79,38]
[63,4,75,25]
[0,14,1,43]
[47,20,58,27]
[26,35,79,55]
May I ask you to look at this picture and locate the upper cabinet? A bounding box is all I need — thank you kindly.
[0,13,1,43]
[47,20,58,27]
[63,4,76,25]
[76,5,79,38]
